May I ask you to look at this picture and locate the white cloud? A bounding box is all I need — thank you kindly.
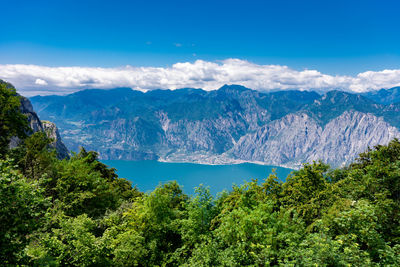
[35,78,48,86]
[1,59,400,96]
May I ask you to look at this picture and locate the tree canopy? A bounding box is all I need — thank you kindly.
[0,80,29,157]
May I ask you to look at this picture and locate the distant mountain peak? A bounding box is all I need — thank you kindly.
[362,86,400,105]
[218,84,252,92]
[72,87,135,95]
[322,89,353,98]
[321,90,371,104]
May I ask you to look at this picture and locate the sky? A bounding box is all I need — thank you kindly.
[1,0,400,96]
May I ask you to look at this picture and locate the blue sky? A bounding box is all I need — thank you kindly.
[1,0,400,95]
[1,0,400,74]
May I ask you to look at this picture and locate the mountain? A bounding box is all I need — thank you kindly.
[233,111,399,167]
[18,95,69,159]
[362,87,400,105]
[0,79,69,159]
[30,85,400,168]
[304,90,380,124]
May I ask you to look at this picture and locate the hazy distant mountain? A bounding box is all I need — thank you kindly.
[362,87,400,105]
[30,85,400,168]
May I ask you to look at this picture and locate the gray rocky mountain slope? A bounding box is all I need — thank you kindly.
[30,85,400,168]
[18,94,69,159]
[232,111,399,168]
[3,80,70,159]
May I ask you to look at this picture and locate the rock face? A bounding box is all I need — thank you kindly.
[232,111,400,168]
[307,111,399,166]
[41,121,70,159]
[30,85,400,168]
[232,113,322,167]
[19,95,44,133]
[7,86,70,159]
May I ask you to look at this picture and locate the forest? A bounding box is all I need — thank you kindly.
[1,82,400,266]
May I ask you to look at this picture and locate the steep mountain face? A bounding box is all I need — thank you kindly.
[307,111,399,165]
[19,95,44,133]
[30,85,400,168]
[0,79,70,159]
[18,95,69,159]
[233,111,399,167]
[41,121,70,159]
[232,113,322,167]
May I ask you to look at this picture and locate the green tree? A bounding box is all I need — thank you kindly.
[280,161,331,224]
[186,181,306,266]
[0,80,29,157]
[0,159,50,264]
[109,182,188,266]
[176,186,216,263]
[27,214,109,266]
[52,148,140,218]
[18,131,57,181]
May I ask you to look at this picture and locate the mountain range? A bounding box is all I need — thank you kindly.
[30,85,400,168]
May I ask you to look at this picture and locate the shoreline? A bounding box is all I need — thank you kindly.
[158,158,298,170]
[101,157,299,170]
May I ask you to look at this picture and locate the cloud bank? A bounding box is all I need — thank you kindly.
[1,59,400,96]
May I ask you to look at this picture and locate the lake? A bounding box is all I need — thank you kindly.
[102,160,294,195]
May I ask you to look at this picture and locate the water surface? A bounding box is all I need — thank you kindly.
[102,160,293,195]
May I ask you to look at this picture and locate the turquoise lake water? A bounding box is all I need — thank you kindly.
[102,160,294,195]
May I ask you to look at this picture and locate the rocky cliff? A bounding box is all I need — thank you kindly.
[3,79,70,159]
[41,120,70,159]
[232,111,399,168]
[30,85,400,168]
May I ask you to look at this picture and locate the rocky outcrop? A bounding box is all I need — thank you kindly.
[231,113,321,167]
[8,89,70,159]
[19,95,44,133]
[160,112,247,154]
[306,111,399,166]
[232,111,400,168]
[42,121,70,159]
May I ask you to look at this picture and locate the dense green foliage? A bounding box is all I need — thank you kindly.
[0,81,29,157]
[1,84,400,265]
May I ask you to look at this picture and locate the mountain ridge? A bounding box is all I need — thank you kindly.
[30,84,400,168]
[362,87,400,105]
